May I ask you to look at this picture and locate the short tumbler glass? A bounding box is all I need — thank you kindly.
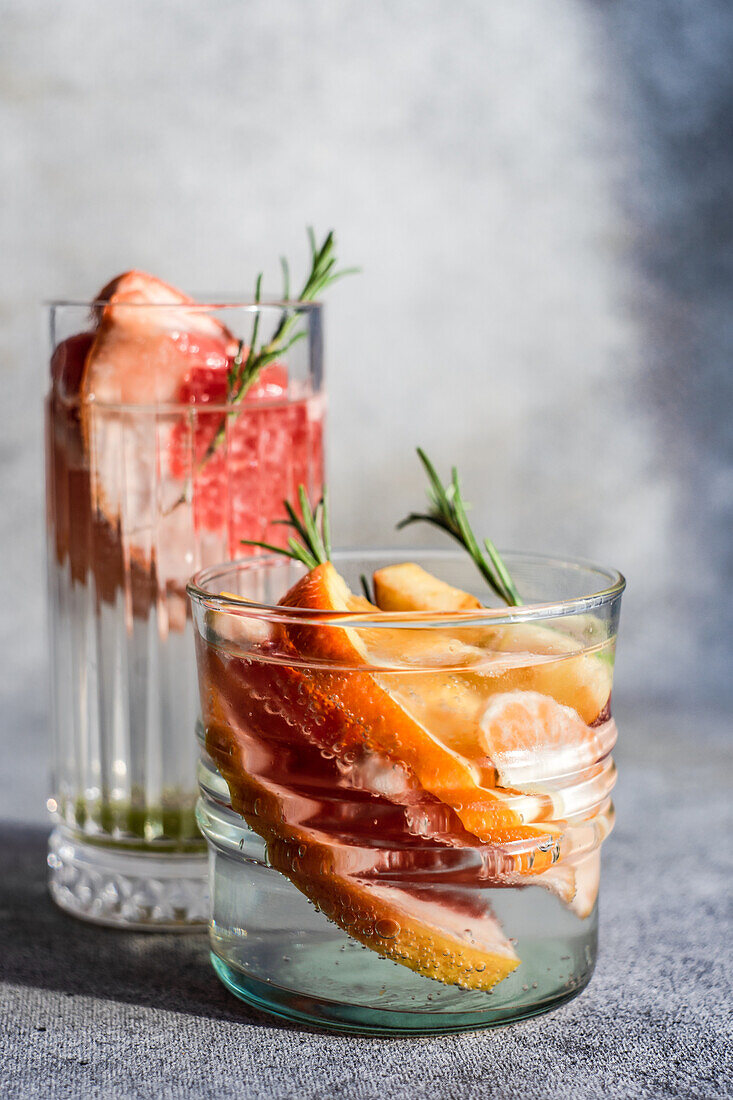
[189,550,624,1033]
[45,298,324,928]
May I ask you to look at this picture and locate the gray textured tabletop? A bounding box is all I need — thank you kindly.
[1,703,731,1100]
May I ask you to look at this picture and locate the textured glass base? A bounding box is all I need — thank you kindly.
[211,953,589,1035]
[48,826,209,930]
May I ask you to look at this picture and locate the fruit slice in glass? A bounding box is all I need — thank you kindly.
[189,549,624,1033]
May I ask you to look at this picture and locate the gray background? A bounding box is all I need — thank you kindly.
[2,0,732,716]
[1,3,732,1098]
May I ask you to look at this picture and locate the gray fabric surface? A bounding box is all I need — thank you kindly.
[1,704,731,1100]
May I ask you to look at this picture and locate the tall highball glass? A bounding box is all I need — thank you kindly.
[45,297,324,928]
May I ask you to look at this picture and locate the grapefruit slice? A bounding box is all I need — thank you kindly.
[278,563,564,867]
[80,271,237,568]
[77,271,321,576]
[372,562,612,724]
[202,620,526,862]
[81,270,236,409]
[202,668,519,990]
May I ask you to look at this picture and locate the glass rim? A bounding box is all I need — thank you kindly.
[45,298,323,313]
[187,548,626,628]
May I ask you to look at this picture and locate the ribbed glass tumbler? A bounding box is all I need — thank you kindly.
[189,550,624,1032]
[45,296,324,928]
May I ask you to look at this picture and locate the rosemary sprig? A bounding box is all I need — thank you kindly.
[241,485,332,571]
[360,574,374,602]
[201,229,358,471]
[397,448,523,606]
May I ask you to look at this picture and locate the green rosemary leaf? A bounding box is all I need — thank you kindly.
[185,229,357,487]
[321,487,332,560]
[281,330,308,354]
[298,485,327,564]
[282,498,311,547]
[239,537,300,559]
[484,537,521,606]
[287,536,318,570]
[307,225,318,263]
[323,266,361,283]
[396,511,451,535]
[450,469,483,562]
[397,450,523,606]
[227,339,245,394]
[238,537,317,571]
[242,484,332,570]
[360,574,374,602]
[237,272,264,392]
[416,448,451,517]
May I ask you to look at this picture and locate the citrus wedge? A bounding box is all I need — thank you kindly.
[372,562,612,724]
[202,664,519,990]
[77,271,320,574]
[535,849,602,919]
[278,563,563,867]
[479,691,614,789]
[374,562,483,613]
[370,563,616,915]
[79,271,236,566]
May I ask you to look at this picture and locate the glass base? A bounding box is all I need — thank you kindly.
[47,826,209,930]
[211,952,590,1035]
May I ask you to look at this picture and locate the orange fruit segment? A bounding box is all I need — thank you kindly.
[371,562,612,724]
[279,562,563,865]
[479,691,613,789]
[202,657,519,990]
[369,563,615,915]
[374,561,482,613]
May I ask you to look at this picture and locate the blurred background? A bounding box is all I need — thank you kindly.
[1,0,731,782]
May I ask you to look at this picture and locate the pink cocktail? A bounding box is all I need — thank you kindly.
[45,272,324,928]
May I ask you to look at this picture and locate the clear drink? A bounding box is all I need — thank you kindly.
[45,284,324,928]
[189,551,624,1033]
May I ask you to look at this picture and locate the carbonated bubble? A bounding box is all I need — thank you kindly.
[375,918,400,940]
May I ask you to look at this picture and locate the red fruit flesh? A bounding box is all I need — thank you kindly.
[48,270,323,620]
[50,332,94,402]
[75,270,323,551]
